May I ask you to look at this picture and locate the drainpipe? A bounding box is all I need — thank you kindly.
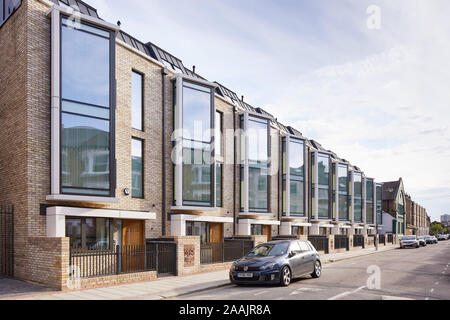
[161,67,169,236]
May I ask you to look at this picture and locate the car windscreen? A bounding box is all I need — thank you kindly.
[247,243,289,257]
[401,236,416,240]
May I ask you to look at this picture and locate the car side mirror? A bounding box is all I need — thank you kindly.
[289,251,297,258]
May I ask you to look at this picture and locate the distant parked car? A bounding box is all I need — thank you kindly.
[417,236,427,247]
[437,234,447,241]
[229,240,322,287]
[425,236,437,244]
[400,236,420,249]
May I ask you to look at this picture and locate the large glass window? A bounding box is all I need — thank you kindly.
[354,172,363,222]
[66,217,112,249]
[186,221,210,244]
[247,116,269,212]
[215,111,223,157]
[283,139,305,216]
[216,163,222,207]
[131,71,143,130]
[251,224,264,236]
[181,81,213,206]
[60,16,114,196]
[132,138,143,198]
[366,179,374,224]
[338,164,349,221]
[318,154,330,219]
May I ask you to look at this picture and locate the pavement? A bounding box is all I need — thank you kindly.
[0,243,403,301]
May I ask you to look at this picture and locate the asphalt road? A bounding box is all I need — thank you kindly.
[171,240,450,300]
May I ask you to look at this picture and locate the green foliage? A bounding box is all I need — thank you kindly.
[430,221,443,235]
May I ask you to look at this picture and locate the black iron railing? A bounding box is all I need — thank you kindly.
[387,234,394,243]
[0,204,14,277]
[353,235,365,248]
[308,236,329,254]
[379,234,386,245]
[334,235,349,251]
[200,239,254,265]
[70,241,176,278]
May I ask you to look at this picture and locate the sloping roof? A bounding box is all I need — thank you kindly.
[382,180,401,200]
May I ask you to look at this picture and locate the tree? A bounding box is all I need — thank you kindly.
[430,221,443,236]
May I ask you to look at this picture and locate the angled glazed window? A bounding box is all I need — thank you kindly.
[282,138,305,217]
[176,80,215,207]
[247,115,270,212]
[353,172,363,222]
[376,184,382,225]
[60,15,115,197]
[215,111,223,157]
[366,179,374,224]
[338,164,349,221]
[317,153,330,219]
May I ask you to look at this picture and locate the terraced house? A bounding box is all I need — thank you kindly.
[0,0,407,290]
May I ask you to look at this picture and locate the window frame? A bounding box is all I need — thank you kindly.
[131,69,144,131]
[282,137,306,217]
[317,153,332,220]
[66,217,114,250]
[216,162,223,207]
[242,114,271,213]
[215,110,223,157]
[178,79,215,207]
[59,14,116,198]
[131,137,144,199]
[337,163,350,222]
[353,171,363,223]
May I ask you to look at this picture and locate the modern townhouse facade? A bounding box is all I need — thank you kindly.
[0,0,396,289]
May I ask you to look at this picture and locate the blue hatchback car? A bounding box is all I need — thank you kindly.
[229,240,322,287]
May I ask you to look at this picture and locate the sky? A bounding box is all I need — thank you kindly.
[87,0,450,222]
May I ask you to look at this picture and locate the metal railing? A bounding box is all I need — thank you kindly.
[70,241,176,278]
[388,234,394,243]
[353,235,365,248]
[308,236,329,254]
[0,204,14,277]
[200,239,254,265]
[334,235,349,251]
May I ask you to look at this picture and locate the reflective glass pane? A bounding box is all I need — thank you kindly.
[354,198,363,222]
[290,180,304,215]
[366,180,374,200]
[62,100,110,119]
[132,139,143,198]
[354,173,362,197]
[339,194,348,221]
[132,72,143,130]
[61,113,110,192]
[216,163,222,207]
[318,188,329,218]
[366,203,374,224]
[289,140,304,177]
[338,165,348,192]
[61,22,110,107]
[183,84,211,143]
[248,117,268,164]
[318,154,330,186]
[66,218,82,248]
[215,112,223,157]
[249,167,268,210]
[85,218,110,250]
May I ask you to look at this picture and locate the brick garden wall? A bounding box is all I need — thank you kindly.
[26,237,70,290]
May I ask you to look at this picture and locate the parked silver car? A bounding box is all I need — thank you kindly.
[400,236,420,249]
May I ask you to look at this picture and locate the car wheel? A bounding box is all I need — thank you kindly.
[311,260,322,279]
[280,266,291,287]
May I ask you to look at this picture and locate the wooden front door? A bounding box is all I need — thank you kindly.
[209,223,224,243]
[264,225,272,241]
[122,220,144,272]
